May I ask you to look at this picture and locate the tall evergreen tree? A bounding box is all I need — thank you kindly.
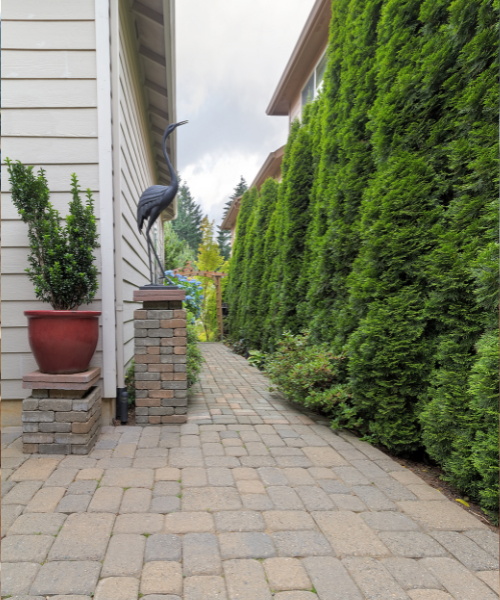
[172,180,203,252]
[216,176,248,260]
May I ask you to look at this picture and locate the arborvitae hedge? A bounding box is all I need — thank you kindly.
[226,0,498,520]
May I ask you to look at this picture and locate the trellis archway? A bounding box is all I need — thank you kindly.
[173,262,228,339]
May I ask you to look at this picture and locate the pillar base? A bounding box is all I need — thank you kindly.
[133,290,188,426]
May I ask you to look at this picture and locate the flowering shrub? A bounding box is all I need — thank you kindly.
[265,331,351,414]
[165,270,203,318]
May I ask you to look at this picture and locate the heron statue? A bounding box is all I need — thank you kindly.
[137,120,188,287]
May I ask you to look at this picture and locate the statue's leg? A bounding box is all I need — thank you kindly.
[146,233,153,284]
[146,228,165,280]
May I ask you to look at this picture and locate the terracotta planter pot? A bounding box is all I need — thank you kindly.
[25,310,101,374]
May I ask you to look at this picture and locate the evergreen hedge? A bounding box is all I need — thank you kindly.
[226,0,498,520]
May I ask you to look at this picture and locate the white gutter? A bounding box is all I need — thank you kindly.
[95,0,117,397]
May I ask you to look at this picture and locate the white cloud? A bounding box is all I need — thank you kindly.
[176,0,315,223]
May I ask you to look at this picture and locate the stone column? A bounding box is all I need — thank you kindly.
[21,367,101,455]
[133,288,188,425]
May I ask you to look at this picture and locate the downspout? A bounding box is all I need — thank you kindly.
[110,0,126,409]
[95,0,117,400]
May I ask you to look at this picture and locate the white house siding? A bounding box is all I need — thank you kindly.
[115,4,163,377]
[0,0,105,420]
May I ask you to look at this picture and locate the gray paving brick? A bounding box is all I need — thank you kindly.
[333,467,370,486]
[220,532,276,559]
[224,558,272,600]
[420,557,498,599]
[30,561,101,596]
[2,480,43,504]
[272,530,332,557]
[313,511,390,557]
[381,557,442,591]
[101,533,145,577]
[94,576,140,600]
[183,532,222,575]
[329,494,366,512]
[273,592,319,599]
[360,511,420,532]
[431,530,499,571]
[263,511,315,532]
[351,485,397,511]
[215,510,266,532]
[294,485,335,511]
[258,467,288,486]
[302,556,364,600]
[151,495,181,513]
[48,512,114,561]
[283,468,315,487]
[6,512,67,536]
[88,486,123,512]
[240,455,277,467]
[208,467,235,486]
[375,478,418,501]
[182,486,242,511]
[379,531,448,558]
[1,534,54,563]
[241,493,275,510]
[120,487,152,513]
[56,493,91,513]
[342,557,409,599]
[463,529,499,560]
[1,562,40,596]
[318,479,350,494]
[397,501,488,531]
[267,486,305,510]
[113,513,163,534]
[140,561,183,596]
[182,467,208,486]
[145,533,182,561]
[183,575,228,600]
[154,481,181,496]
[169,447,204,468]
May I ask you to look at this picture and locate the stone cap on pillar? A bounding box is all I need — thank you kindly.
[22,366,101,390]
[133,289,186,302]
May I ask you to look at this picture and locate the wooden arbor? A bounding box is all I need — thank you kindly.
[173,262,228,339]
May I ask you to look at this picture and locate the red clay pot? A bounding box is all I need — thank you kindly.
[24,310,101,374]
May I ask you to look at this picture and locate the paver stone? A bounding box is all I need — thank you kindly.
[223,559,272,600]
[48,512,114,561]
[30,561,101,596]
[1,562,40,596]
[94,576,140,600]
[140,561,183,596]
[101,533,145,577]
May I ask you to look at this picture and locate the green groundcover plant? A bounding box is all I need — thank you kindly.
[226,0,498,521]
[6,159,99,310]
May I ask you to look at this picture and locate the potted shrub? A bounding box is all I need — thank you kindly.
[6,159,101,374]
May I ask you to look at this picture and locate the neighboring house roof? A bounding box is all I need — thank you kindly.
[250,145,285,190]
[130,0,177,220]
[220,195,243,232]
[266,0,331,116]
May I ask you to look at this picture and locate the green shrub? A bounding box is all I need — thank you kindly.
[125,361,135,406]
[6,160,99,310]
[187,312,204,387]
[265,331,350,414]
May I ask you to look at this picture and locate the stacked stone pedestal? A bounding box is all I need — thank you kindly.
[21,367,101,455]
[133,289,188,425]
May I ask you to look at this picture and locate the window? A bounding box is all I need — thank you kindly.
[301,50,327,108]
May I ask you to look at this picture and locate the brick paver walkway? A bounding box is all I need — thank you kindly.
[1,343,499,599]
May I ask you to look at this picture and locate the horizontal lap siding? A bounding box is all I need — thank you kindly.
[1,0,101,401]
[117,7,161,372]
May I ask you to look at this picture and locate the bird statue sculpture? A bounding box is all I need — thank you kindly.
[137,120,188,286]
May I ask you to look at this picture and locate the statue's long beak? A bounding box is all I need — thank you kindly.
[176,120,188,127]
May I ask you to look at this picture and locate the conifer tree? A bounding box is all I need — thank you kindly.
[173,181,203,252]
[245,178,279,348]
[226,187,257,343]
[216,176,248,260]
[164,221,194,270]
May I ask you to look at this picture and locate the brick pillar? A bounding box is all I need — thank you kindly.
[21,367,101,454]
[133,288,188,425]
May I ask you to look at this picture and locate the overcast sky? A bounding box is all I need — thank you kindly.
[175,0,315,224]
